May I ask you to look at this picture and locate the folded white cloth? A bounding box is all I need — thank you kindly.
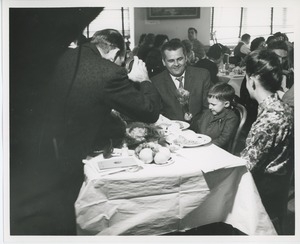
[154,114,172,125]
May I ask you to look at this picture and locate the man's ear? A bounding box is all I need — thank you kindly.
[224,101,230,108]
[107,48,120,62]
[162,58,166,67]
[252,80,256,90]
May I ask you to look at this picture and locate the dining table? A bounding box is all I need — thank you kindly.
[74,141,277,236]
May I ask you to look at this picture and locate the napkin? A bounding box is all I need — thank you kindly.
[155,114,172,126]
[176,144,247,173]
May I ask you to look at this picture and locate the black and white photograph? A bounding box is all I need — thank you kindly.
[2,0,299,243]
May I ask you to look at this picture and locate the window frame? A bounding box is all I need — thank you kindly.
[210,7,294,46]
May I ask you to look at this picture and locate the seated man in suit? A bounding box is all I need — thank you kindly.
[187,27,206,60]
[151,39,211,121]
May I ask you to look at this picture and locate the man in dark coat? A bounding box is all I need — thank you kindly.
[11,29,161,235]
[233,33,251,65]
[151,39,211,122]
[195,43,227,85]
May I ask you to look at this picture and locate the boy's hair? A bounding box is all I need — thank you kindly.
[208,82,236,106]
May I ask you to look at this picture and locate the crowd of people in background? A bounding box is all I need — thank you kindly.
[130,29,294,110]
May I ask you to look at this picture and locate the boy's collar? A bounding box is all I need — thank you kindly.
[212,108,229,120]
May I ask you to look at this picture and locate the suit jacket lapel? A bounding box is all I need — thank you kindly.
[164,72,179,99]
[184,66,193,92]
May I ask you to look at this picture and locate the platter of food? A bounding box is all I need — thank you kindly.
[171,120,190,130]
[171,131,211,148]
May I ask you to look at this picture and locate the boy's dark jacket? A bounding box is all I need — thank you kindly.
[191,108,239,149]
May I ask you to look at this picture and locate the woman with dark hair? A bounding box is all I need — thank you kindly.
[240,49,294,233]
[131,33,146,57]
[145,34,169,77]
[250,37,266,52]
[240,37,266,132]
[266,35,276,46]
[137,33,155,61]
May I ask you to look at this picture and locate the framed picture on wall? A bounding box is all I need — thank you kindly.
[147,7,200,20]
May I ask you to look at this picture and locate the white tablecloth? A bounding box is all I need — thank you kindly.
[75,144,277,235]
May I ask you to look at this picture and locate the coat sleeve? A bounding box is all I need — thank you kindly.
[189,109,208,133]
[101,64,161,123]
[201,69,212,110]
[212,114,239,149]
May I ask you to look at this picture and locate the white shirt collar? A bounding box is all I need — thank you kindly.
[170,72,186,89]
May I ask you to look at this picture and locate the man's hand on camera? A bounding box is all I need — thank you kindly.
[127,56,150,83]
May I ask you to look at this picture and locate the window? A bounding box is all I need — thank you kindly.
[210,7,241,46]
[83,7,130,39]
[241,8,272,38]
[211,7,295,47]
[273,8,295,41]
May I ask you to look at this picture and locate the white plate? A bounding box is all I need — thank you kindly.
[173,133,212,148]
[172,120,190,130]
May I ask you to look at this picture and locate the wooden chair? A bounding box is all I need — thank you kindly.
[230,103,247,155]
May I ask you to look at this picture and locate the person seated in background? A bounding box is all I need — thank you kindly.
[190,82,239,150]
[145,34,169,78]
[131,33,146,57]
[272,32,294,68]
[268,40,290,70]
[250,37,266,52]
[273,31,289,42]
[267,40,293,98]
[151,39,211,122]
[233,33,251,66]
[282,83,294,109]
[240,49,294,233]
[181,39,199,65]
[137,33,155,61]
[221,45,232,65]
[266,35,276,46]
[195,43,226,84]
[187,27,206,60]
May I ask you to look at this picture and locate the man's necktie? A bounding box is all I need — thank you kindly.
[176,76,184,89]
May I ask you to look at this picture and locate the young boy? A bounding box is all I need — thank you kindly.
[191,82,239,150]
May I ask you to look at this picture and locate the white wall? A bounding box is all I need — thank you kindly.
[134,8,211,46]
